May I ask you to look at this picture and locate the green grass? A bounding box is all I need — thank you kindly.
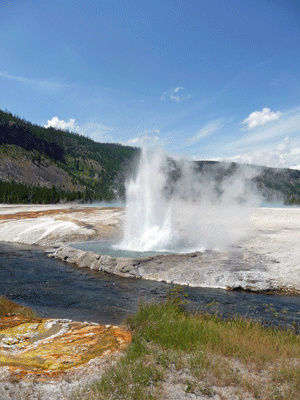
[129,301,300,361]
[70,299,300,400]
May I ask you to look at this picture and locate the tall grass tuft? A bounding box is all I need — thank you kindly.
[127,301,300,364]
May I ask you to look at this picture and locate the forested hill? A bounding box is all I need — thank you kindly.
[0,109,299,205]
[0,109,138,203]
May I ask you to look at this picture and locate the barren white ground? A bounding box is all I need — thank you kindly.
[0,204,299,292]
[242,207,300,292]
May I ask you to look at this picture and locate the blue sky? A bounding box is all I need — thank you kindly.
[0,0,300,169]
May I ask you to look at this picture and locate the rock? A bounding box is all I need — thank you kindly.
[51,246,85,265]
[115,258,141,277]
[77,251,100,268]
[89,256,102,270]
[99,254,117,273]
[49,244,281,294]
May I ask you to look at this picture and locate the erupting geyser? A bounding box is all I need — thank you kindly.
[117,146,176,252]
[116,144,260,254]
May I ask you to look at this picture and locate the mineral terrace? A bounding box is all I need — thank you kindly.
[0,204,299,293]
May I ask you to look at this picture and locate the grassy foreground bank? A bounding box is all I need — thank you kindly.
[71,298,300,400]
[1,294,300,399]
[0,296,37,319]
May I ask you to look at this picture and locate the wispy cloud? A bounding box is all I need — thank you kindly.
[124,128,162,147]
[160,87,193,102]
[185,120,224,147]
[126,136,161,147]
[201,106,300,169]
[80,122,114,143]
[173,86,183,93]
[0,71,68,90]
[126,129,161,147]
[231,107,300,150]
[241,107,281,130]
[219,136,300,170]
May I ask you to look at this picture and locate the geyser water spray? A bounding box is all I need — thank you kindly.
[117,144,261,253]
[117,146,176,252]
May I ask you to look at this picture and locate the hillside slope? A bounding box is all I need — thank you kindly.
[0,109,138,203]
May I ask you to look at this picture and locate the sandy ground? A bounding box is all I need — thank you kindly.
[0,204,299,292]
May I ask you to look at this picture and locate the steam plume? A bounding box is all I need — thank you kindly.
[117,144,261,253]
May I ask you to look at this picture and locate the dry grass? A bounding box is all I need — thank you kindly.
[0,296,37,319]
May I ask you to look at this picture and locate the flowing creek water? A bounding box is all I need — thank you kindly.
[1,242,300,329]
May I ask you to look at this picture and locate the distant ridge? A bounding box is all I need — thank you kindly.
[0,109,299,205]
[194,160,300,205]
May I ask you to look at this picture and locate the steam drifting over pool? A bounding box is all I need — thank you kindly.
[116,144,261,254]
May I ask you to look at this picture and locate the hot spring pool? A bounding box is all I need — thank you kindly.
[71,240,173,258]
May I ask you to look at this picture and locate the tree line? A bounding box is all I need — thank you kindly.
[0,180,98,204]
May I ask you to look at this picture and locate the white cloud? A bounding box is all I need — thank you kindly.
[44,118,114,143]
[160,87,192,102]
[127,137,142,146]
[242,108,281,130]
[170,94,181,102]
[219,137,300,170]
[216,106,300,158]
[174,86,184,93]
[126,136,160,147]
[193,106,300,170]
[44,117,79,131]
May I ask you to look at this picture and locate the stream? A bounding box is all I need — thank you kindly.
[1,242,300,329]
